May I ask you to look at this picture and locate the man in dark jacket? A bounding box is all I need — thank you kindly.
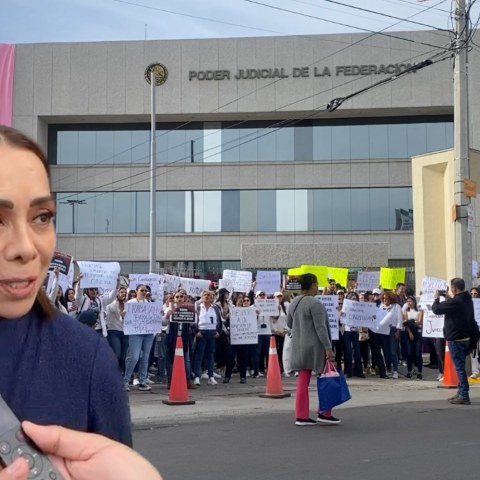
[432,277,476,405]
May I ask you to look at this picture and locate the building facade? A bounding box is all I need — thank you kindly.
[7,31,480,280]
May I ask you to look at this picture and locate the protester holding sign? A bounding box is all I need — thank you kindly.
[287,274,340,426]
[403,296,423,380]
[271,292,290,374]
[123,284,158,392]
[254,290,272,379]
[47,267,68,315]
[64,287,78,318]
[106,287,128,373]
[380,291,403,379]
[341,292,365,379]
[74,272,120,337]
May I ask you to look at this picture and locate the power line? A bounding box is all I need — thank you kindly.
[298,0,452,31]
[244,0,453,51]
[55,0,451,190]
[56,46,452,206]
[383,0,452,14]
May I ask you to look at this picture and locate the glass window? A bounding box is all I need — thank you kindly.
[445,122,454,149]
[167,130,187,164]
[240,190,258,231]
[58,131,78,164]
[157,129,169,164]
[193,191,221,232]
[257,190,276,231]
[222,129,240,162]
[407,123,427,158]
[135,192,149,233]
[426,123,447,153]
[350,126,369,160]
[332,126,350,160]
[369,188,390,230]
[331,189,351,230]
[156,191,168,233]
[167,192,186,233]
[222,191,240,232]
[294,190,309,231]
[78,132,96,164]
[312,189,333,230]
[313,126,332,161]
[55,194,73,233]
[389,188,410,230]
[388,124,407,159]
[351,189,370,230]
[114,131,132,164]
[239,128,258,162]
[94,192,113,233]
[186,130,204,163]
[185,191,193,233]
[294,125,312,161]
[203,123,222,163]
[369,125,388,159]
[258,128,276,161]
[276,190,295,231]
[277,128,295,161]
[131,130,150,164]
[75,194,95,234]
[112,192,134,233]
[95,131,114,165]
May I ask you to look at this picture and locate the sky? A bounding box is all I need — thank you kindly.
[0,0,473,44]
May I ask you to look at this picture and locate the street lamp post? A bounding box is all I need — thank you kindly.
[60,199,86,234]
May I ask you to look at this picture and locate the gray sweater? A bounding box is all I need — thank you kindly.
[287,295,332,373]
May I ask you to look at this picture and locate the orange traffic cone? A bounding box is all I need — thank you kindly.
[259,337,291,399]
[162,337,196,405]
[438,341,458,389]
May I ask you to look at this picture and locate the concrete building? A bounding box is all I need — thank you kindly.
[7,30,480,281]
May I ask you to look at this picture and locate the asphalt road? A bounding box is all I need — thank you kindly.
[134,400,480,480]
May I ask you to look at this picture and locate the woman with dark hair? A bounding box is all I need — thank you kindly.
[287,274,340,426]
[106,287,128,373]
[47,266,68,315]
[215,288,231,377]
[272,291,289,374]
[381,291,404,379]
[403,296,423,380]
[341,291,365,378]
[0,126,131,445]
[64,287,78,318]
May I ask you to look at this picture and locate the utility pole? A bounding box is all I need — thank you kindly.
[453,0,471,283]
[145,63,168,274]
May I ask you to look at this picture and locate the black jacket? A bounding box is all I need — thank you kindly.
[432,291,475,342]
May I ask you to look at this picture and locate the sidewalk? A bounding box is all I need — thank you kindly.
[129,370,480,428]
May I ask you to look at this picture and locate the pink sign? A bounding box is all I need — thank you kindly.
[0,44,15,127]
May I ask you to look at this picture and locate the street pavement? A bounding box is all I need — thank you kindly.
[134,399,480,480]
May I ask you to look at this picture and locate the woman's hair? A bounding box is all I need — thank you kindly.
[64,288,75,307]
[217,288,229,307]
[406,296,418,311]
[470,287,480,295]
[135,284,146,292]
[383,291,398,304]
[202,290,214,300]
[232,292,244,306]
[55,286,68,311]
[346,291,359,301]
[117,287,126,301]
[300,274,317,291]
[128,289,136,298]
[0,126,55,319]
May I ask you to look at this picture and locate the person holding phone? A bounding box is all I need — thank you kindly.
[0,126,131,447]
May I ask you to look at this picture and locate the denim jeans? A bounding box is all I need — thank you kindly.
[225,344,248,379]
[342,331,363,376]
[254,335,271,375]
[107,329,129,374]
[123,334,155,386]
[387,328,400,372]
[406,329,423,373]
[448,340,470,399]
[194,330,217,378]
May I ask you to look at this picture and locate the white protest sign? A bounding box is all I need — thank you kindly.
[223,270,252,293]
[473,261,479,279]
[255,298,279,316]
[255,271,281,295]
[341,299,388,332]
[422,311,444,338]
[129,274,163,303]
[473,298,480,327]
[230,307,259,345]
[181,278,211,297]
[77,261,120,290]
[419,276,448,308]
[219,278,233,293]
[124,302,163,335]
[375,307,398,335]
[316,295,339,341]
[163,274,182,293]
[356,271,380,292]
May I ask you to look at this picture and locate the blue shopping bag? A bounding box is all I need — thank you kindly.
[317,362,352,413]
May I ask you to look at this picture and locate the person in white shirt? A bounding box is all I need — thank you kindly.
[47,267,68,315]
[123,284,157,392]
[272,291,289,375]
[193,290,221,386]
[253,290,272,378]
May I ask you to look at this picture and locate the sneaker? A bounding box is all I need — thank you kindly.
[187,382,197,390]
[470,372,479,379]
[406,373,412,379]
[294,372,299,377]
[295,418,317,426]
[437,374,444,381]
[252,375,259,379]
[283,372,291,377]
[155,378,164,384]
[133,378,140,386]
[124,385,130,392]
[449,396,471,405]
[213,372,222,379]
[194,377,201,386]
[138,384,151,391]
[208,377,218,386]
[448,394,459,401]
[246,370,251,377]
[386,372,393,378]
[145,378,154,385]
[149,365,158,373]
[223,378,230,384]
[240,378,246,384]
[417,374,423,381]
[258,372,264,377]
[317,414,341,425]
[201,373,209,380]
[392,371,399,379]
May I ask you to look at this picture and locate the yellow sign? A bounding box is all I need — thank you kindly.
[379,268,405,290]
[327,267,349,288]
[299,265,329,287]
[287,267,304,276]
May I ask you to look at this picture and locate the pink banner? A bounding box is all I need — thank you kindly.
[0,44,15,127]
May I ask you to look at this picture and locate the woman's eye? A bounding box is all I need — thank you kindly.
[33,212,54,225]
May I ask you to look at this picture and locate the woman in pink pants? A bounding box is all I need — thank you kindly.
[287,274,341,426]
